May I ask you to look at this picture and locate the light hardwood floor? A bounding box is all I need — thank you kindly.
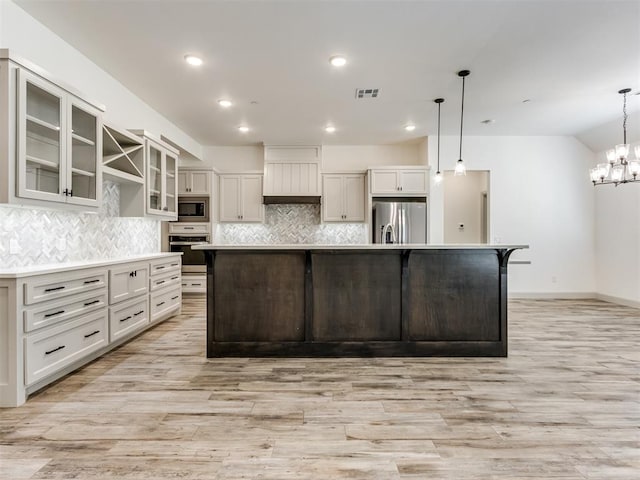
[1,297,638,479]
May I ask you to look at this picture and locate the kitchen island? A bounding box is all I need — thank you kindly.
[194,245,526,357]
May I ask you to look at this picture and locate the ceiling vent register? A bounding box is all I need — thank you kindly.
[355,88,379,99]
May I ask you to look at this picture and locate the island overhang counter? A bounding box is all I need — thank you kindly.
[193,244,527,357]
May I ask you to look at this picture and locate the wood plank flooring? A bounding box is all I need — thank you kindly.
[1,297,638,479]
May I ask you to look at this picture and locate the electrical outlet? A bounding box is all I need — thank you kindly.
[9,239,20,254]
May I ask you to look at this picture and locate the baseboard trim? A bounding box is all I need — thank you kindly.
[509,292,596,300]
[594,293,640,309]
[509,292,640,309]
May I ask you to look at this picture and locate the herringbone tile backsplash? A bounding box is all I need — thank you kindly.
[0,181,160,268]
[215,204,367,244]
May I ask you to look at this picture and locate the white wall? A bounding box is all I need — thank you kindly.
[188,146,264,172]
[429,135,597,295]
[443,171,488,243]
[1,0,202,160]
[593,141,640,306]
[322,144,423,171]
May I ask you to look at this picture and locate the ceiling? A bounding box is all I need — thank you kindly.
[14,0,640,148]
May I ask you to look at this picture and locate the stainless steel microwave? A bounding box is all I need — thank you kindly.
[177,196,209,222]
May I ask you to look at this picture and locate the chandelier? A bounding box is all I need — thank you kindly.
[590,88,640,186]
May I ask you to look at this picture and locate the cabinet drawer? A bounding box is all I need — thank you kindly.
[150,270,181,292]
[24,289,108,333]
[169,223,209,235]
[150,286,181,322]
[182,276,206,292]
[24,310,108,386]
[150,257,181,277]
[109,296,148,342]
[24,270,107,306]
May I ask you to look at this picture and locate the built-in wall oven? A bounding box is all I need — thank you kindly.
[177,196,209,222]
[169,234,209,273]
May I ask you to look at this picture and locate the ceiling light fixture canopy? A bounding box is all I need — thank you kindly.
[434,98,444,185]
[184,54,203,66]
[455,69,470,176]
[590,88,640,186]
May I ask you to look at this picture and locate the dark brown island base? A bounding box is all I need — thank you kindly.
[194,245,526,357]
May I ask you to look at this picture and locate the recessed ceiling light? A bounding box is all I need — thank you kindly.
[184,54,203,66]
[325,126,336,133]
[218,99,233,108]
[238,126,250,133]
[405,124,416,132]
[329,55,347,67]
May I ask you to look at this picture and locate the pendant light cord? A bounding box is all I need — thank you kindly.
[459,75,465,160]
[623,91,627,145]
[437,102,441,172]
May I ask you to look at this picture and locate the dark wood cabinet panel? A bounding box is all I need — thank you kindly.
[408,251,500,341]
[312,253,401,341]
[212,252,305,342]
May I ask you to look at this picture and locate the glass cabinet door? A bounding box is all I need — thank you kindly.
[68,100,100,206]
[147,143,163,213]
[165,151,177,214]
[18,69,65,201]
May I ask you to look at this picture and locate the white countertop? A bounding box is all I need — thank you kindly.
[193,244,528,251]
[0,252,182,279]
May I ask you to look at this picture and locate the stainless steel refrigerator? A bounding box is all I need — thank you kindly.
[372,200,427,244]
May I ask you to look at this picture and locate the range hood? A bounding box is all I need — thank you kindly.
[262,146,322,204]
[263,195,321,205]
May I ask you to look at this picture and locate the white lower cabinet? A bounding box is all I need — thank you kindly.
[150,286,181,323]
[25,309,109,386]
[109,262,149,304]
[109,295,148,342]
[182,274,206,293]
[0,253,182,407]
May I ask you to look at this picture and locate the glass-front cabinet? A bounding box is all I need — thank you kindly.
[143,135,178,220]
[17,68,102,207]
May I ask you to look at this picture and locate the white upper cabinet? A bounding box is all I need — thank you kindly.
[128,130,178,220]
[16,68,102,207]
[263,146,321,196]
[219,174,264,222]
[322,173,365,222]
[178,170,210,195]
[369,168,428,196]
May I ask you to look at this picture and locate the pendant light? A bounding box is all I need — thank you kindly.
[454,70,470,176]
[434,98,444,185]
[590,88,640,186]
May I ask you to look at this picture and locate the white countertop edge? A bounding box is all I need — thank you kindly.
[192,244,528,251]
[0,252,182,278]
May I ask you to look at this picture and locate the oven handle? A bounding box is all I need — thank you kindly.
[169,241,209,246]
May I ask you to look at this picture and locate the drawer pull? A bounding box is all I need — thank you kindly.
[157,280,166,285]
[171,263,179,267]
[120,315,132,323]
[133,310,144,316]
[45,345,65,355]
[44,310,65,318]
[156,266,166,270]
[184,227,194,230]
[84,330,100,339]
[156,301,165,307]
[171,276,179,280]
[44,286,65,293]
[84,279,101,285]
[171,296,179,300]
[84,300,100,307]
